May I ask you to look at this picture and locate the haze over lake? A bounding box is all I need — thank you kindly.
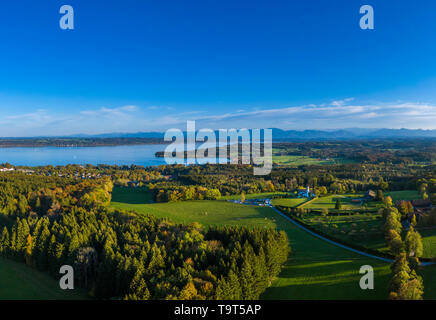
[0,144,170,167]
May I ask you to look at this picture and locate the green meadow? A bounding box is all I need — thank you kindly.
[419,229,436,258]
[272,198,308,208]
[272,155,336,166]
[221,192,290,201]
[110,187,406,300]
[111,186,153,204]
[298,190,421,211]
[0,258,86,300]
[260,216,392,300]
[302,194,373,210]
[112,199,278,228]
[271,153,357,166]
[385,190,421,201]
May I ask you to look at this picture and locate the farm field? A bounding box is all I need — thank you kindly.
[111,186,153,204]
[385,190,421,201]
[272,198,308,208]
[260,215,392,300]
[272,155,358,166]
[221,192,290,201]
[299,190,421,211]
[272,155,336,166]
[295,212,436,259]
[421,266,436,300]
[261,211,436,300]
[418,229,436,258]
[112,199,279,228]
[301,194,376,210]
[111,188,395,299]
[299,212,383,242]
[362,228,436,260]
[0,258,87,300]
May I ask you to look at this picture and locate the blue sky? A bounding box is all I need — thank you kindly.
[1,0,436,136]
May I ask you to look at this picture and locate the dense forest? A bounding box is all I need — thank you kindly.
[273,139,436,164]
[1,138,436,300]
[146,163,435,203]
[0,173,289,299]
[7,158,436,204]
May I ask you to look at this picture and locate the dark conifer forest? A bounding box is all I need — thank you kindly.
[0,173,289,299]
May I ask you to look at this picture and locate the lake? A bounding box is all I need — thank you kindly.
[0,144,172,167]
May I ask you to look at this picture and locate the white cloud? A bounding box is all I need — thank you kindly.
[330,97,355,107]
[155,101,436,131]
[3,109,51,122]
[2,100,436,136]
[80,105,138,117]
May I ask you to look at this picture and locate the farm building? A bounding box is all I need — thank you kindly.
[349,190,375,204]
[297,186,315,198]
[396,199,433,224]
[411,199,432,221]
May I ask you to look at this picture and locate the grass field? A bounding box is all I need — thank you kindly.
[112,199,279,228]
[271,154,357,166]
[300,212,382,239]
[362,229,436,260]
[260,211,436,300]
[221,192,290,201]
[112,186,153,204]
[300,191,421,211]
[420,229,436,258]
[302,194,373,210]
[0,258,86,300]
[296,211,436,259]
[111,187,396,299]
[260,216,392,300]
[272,155,336,166]
[272,198,308,208]
[111,187,436,300]
[0,186,432,300]
[385,190,421,201]
[421,265,436,300]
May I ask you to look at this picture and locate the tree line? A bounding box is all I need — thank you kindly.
[0,172,289,300]
[382,205,425,299]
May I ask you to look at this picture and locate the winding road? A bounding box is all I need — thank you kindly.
[267,203,435,267]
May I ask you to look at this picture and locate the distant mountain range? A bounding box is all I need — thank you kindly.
[4,128,436,141]
[68,128,436,141]
[70,132,164,139]
[269,128,436,140]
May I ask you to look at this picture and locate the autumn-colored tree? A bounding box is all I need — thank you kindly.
[178,282,200,300]
[411,214,417,227]
[384,196,393,207]
[240,193,245,203]
[386,229,403,256]
[376,189,384,201]
[405,226,423,261]
[25,234,33,266]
